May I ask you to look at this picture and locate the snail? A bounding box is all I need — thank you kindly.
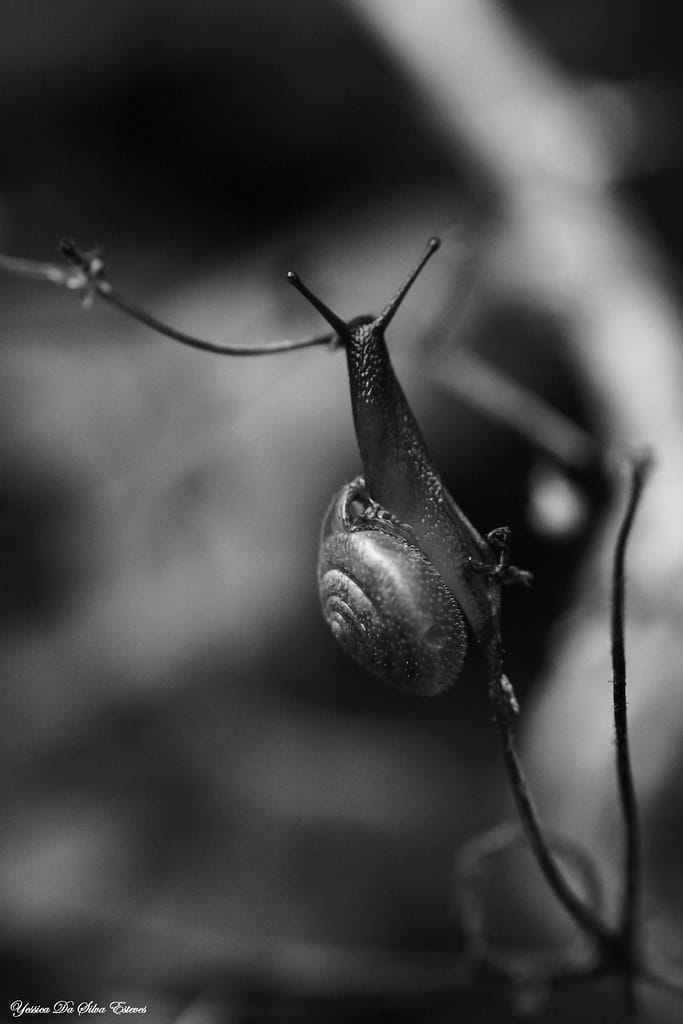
[318,476,468,696]
[289,239,529,694]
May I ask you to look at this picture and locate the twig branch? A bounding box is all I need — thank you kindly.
[611,454,652,950]
[482,455,656,1019]
[455,820,606,997]
[496,710,613,948]
[456,821,605,950]
[0,239,614,494]
[483,618,613,950]
[0,243,338,356]
[434,349,604,473]
[641,961,683,998]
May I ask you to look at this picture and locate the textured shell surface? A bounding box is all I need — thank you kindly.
[318,478,468,696]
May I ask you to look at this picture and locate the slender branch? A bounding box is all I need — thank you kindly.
[435,349,604,473]
[611,454,652,949]
[1,241,611,484]
[483,623,613,949]
[456,820,605,950]
[0,244,338,356]
[0,251,84,288]
[496,712,614,948]
[640,962,683,998]
[481,455,654,1017]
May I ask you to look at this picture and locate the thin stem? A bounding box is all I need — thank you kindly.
[0,251,82,287]
[483,454,655,1016]
[102,280,335,355]
[456,821,605,943]
[640,963,683,998]
[494,710,613,948]
[484,622,612,948]
[0,246,337,356]
[611,454,652,948]
[436,349,603,473]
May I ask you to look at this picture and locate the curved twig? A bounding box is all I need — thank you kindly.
[0,244,338,356]
[493,704,614,949]
[610,453,653,1016]
[455,820,605,947]
[611,454,652,948]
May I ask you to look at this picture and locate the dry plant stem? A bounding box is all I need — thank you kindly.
[485,603,612,950]
[1,246,602,482]
[437,350,604,473]
[494,702,613,948]
[0,247,336,356]
[641,964,683,998]
[99,281,336,355]
[486,458,654,1016]
[0,252,79,286]
[611,455,651,1012]
[456,821,606,947]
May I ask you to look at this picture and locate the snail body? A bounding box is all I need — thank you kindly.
[289,238,527,694]
[318,477,467,696]
[342,296,495,647]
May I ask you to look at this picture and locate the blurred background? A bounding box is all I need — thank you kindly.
[1,1,683,1020]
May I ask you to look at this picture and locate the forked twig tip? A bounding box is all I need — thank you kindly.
[59,238,105,282]
[59,237,80,263]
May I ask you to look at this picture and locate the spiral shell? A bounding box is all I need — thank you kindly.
[318,478,468,696]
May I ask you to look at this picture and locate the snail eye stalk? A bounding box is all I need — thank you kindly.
[286,272,350,340]
[375,236,441,332]
[287,236,440,341]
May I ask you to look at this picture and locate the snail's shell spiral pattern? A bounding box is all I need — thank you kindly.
[318,479,468,696]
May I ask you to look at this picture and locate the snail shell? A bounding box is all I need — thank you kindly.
[318,477,468,696]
